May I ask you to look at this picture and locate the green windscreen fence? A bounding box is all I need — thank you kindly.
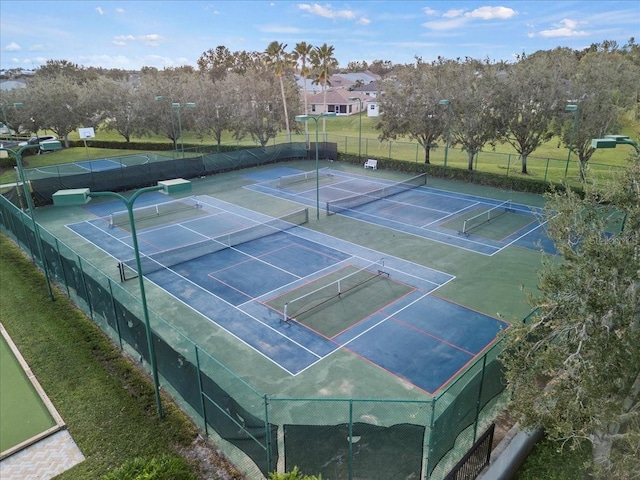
[20,142,308,205]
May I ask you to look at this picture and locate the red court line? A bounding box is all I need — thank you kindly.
[390,316,476,357]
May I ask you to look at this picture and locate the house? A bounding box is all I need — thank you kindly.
[302,89,365,116]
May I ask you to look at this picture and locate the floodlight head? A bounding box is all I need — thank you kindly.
[348,96,359,101]
[322,112,337,118]
[185,103,196,108]
[295,115,310,122]
[438,99,451,105]
[12,103,24,108]
[604,134,630,142]
[591,138,617,149]
[565,104,578,112]
[155,95,165,101]
[171,103,180,108]
[52,188,91,206]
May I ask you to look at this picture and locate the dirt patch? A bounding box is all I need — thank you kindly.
[178,436,247,480]
[492,410,518,449]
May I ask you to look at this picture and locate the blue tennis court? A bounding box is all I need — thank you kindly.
[66,194,509,393]
[248,168,555,256]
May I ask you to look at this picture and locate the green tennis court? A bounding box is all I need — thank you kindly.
[0,326,62,459]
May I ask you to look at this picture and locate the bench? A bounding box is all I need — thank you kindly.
[364,159,378,170]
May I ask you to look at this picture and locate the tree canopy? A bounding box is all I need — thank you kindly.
[501,155,640,478]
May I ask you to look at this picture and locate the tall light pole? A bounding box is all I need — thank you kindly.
[564,104,579,181]
[1,102,24,140]
[171,102,196,158]
[348,96,364,160]
[0,142,55,300]
[439,99,452,171]
[155,95,176,156]
[52,179,192,418]
[294,113,336,220]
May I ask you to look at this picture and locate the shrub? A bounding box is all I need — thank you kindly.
[269,466,322,480]
[101,454,196,480]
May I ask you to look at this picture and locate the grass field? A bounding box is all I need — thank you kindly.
[1,113,636,185]
[0,235,243,480]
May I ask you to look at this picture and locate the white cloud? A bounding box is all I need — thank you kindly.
[357,17,371,25]
[141,34,163,47]
[298,3,356,21]
[96,6,104,15]
[423,5,518,32]
[423,7,438,16]
[112,34,164,47]
[4,42,21,52]
[422,17,468,31]
[116,8,124,14]
[538,19,587,38]
[443,9,465,18]
[466,6,517,20]
[28,44,45,52]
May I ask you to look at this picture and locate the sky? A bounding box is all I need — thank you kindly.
[1,1,639,71]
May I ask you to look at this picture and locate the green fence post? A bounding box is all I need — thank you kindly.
[473,354,488,443]
[348,400,354,480]
[506,154,511,177]
[78,256,94,321]
[426,398,436,478]
[55,238,71,298]
[107,279,123,350]
[544,158,550,183]
[264,395,272,474]
[195,346,208,435]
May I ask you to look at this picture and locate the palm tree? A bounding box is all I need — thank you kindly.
[265,41,292,141]
[292,41,313,116]
[310,43,338,132]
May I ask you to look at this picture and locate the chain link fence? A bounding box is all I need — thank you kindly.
[0,190,517,478]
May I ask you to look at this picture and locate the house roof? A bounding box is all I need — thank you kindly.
[305,88,356,104]
[352,80,380,93]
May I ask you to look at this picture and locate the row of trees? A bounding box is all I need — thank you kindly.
[1,40,638,174]
[377,46,639,178]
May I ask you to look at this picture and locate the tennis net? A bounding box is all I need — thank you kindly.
[275,167,333,189]
[326,173,427,215]
[460,200,512,235]
[109,197,203,228]
[118,208,309,280]
[283,258,388,323]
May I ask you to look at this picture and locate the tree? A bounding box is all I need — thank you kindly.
[265,41,293,141]
[447,59,501,170]
[292,41,314,116]
[197,45,235,81]
[23,73,85,146]
[310,44,338,132]
[501,156,640,478]
[191,74,236,148]
[558,50,639,181]
[230,67,296,147]
[375,62,447,163]
[98,78,140,143]
[494,50,574,174]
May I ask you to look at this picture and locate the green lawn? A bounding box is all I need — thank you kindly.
[0,235,242,479]
[1,114,636,185]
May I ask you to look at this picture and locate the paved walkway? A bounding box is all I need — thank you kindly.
[0,429,84,480]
